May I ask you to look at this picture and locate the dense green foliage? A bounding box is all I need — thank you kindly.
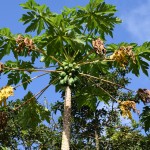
[1,96,150,149]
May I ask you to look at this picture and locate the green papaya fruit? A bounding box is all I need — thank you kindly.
[63,75,68,83]
[69,72,72,76]
[74,76,79,82]
[59,66,63,70]
[69,64,73,68]
[60,72,66,77]
[75,65,80,70]
[68,77,74,86]
[71,68,75,72]
[64,66,69,71]
[73,62,76,66]
[62,62,68,66]
[60,79,65,85]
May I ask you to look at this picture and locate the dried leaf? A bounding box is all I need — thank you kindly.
[15,35,35,53]
[92,38,106,55]
[0,62,4,73]
[137,88,150,104]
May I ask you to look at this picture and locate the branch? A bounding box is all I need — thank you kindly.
[12,84,51,112]
[4,66,62,73]
[11,77,58,112]
[38,78,58,105]
[78,58,114,66]
[35,65,58,69]
[98,85,118,102]
[14,73,49,89]
[79,73,135,93]
[89,77,118,102]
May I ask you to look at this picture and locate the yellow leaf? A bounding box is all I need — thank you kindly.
[119,100,137,120]
[0,86,14,107]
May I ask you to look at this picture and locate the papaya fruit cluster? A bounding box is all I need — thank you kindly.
[58,62,79,87]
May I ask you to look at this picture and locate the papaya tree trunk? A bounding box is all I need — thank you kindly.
[95,130,100,150]
[61,86,71,150]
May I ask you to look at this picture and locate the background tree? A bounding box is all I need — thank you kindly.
[0,92,61,150]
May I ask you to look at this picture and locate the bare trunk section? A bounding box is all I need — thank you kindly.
[61,86,71,150]
[95,130,99,150]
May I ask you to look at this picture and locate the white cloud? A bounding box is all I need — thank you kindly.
[122,1,150,43]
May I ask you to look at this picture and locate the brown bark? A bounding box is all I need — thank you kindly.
[61,86,71,150]
[95,130,100,150]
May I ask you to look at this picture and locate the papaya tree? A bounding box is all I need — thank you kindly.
[0,0,150,149]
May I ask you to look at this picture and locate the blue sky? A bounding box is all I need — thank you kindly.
[1,0,150,44]
[0,0,150,124]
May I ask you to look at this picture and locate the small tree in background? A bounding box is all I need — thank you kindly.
[0,0,150,149]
